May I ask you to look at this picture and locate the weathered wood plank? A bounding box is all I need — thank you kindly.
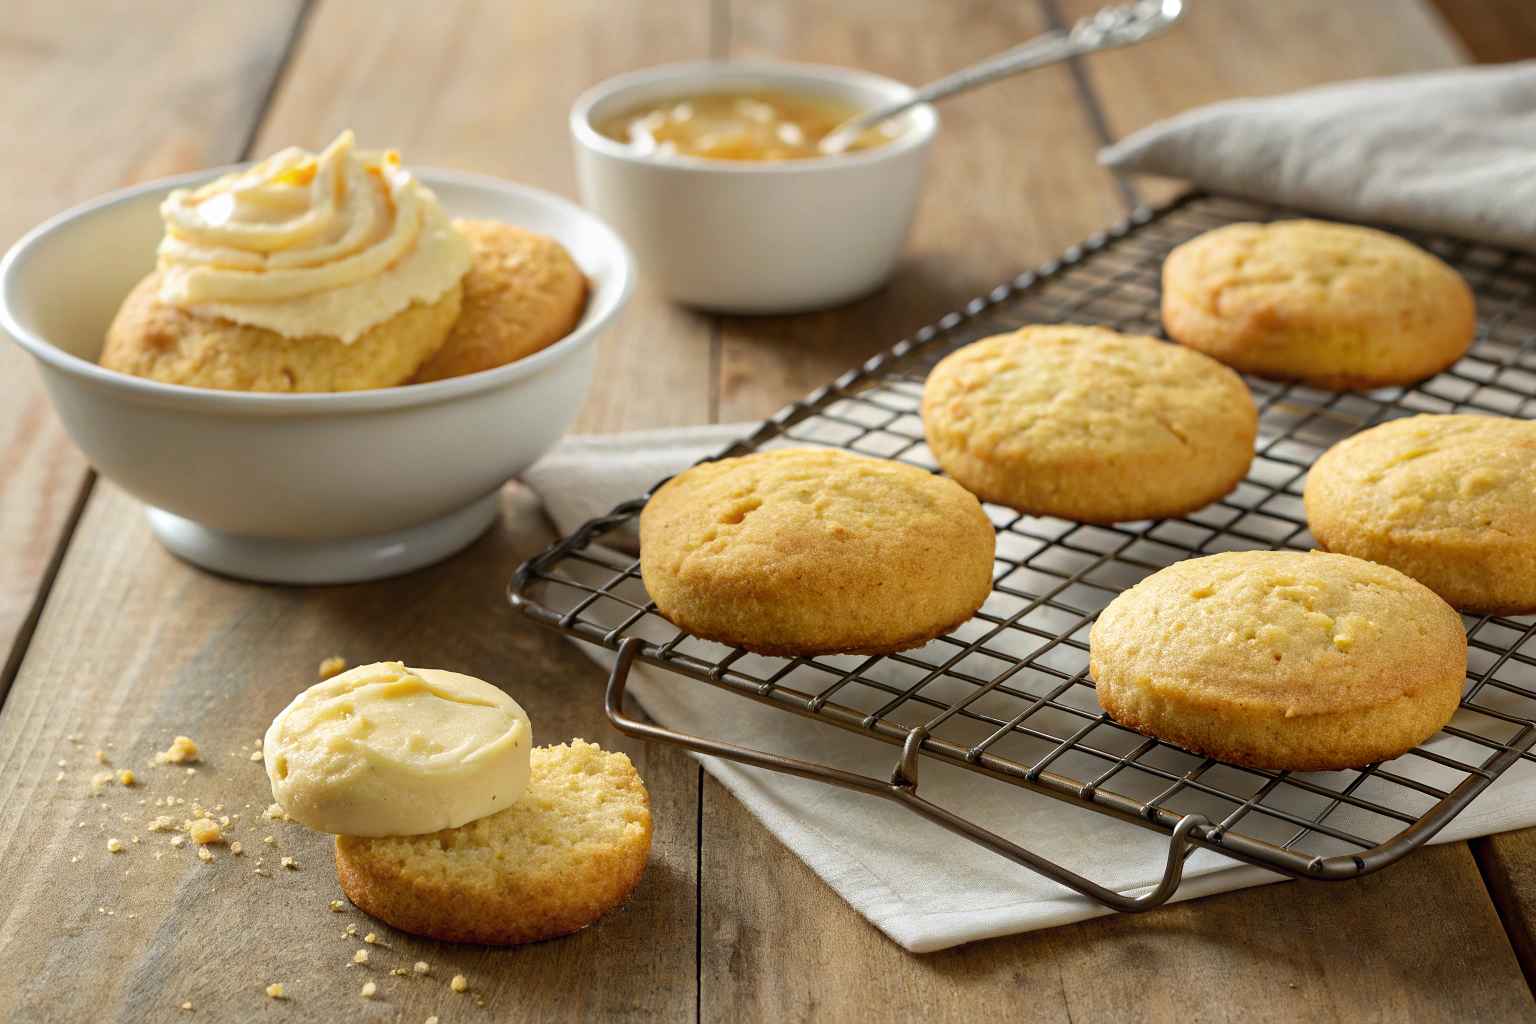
[0,483,699,1023]
[1061,0,1466,205]
[0,1,304,687]
[703,791,1534,1024]
[1475,830,1536,990]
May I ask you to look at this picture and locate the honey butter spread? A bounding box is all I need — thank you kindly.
[157,130,470,343]
[264,661,531,837]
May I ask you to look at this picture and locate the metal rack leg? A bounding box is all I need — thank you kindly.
[604,637,1210,914]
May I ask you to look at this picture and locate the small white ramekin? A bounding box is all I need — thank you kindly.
[0,168,632,584]
[570,60,937,314]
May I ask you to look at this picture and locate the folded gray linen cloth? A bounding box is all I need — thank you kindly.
[1100,62,1536,250]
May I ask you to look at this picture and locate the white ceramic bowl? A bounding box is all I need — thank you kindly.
[0,169,632,584]
[571,60,936,314]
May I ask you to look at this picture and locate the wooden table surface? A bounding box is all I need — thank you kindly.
[2,2,1535,1021]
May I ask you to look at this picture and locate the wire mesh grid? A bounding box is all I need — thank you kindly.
[512,193,1536,881]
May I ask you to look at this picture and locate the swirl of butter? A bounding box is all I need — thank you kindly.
[156,131,470,343]
[264,662,532,837]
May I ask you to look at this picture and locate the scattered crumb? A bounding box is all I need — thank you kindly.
[55,772,64,782]
[69,855,81,864]
[154,736,200,765]
[264,982,285,1000]
[328,899,345,912]
[179,1001,192,1012]
[106,838,124,854]
[319,655,348,679]
[390,968,409,977]
[131,836,140,845]
[184,767,197,775]
[170,835,187,849]
[345,923,358,937]
[352,949,369,965]
[186,818,223,845]
[263,803,288,822]
[363,932,378,944]
[56,760,67,769]
[450,975,467,993]
[248,751,262,762]
[360,981,377,999]
[118,769,136,786]
[230,841,243,856]
[95,749,109,764]
[262,836,275,846]
[426,1017,439,1024]
[413,961,430,976]
[280,856,297,870]
[197,847,213,863]
[147,816,177,833]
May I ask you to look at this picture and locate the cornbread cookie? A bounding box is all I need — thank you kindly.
[411,219,588,382]
[335,741,651,945]
[1162,220,1476,389]
[1090,550,1466,771]
[100,272,461,392]
[920,325,1257,523]
[1305,414,1536,615]
[639,448,995,656]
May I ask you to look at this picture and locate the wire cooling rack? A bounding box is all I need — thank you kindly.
[511,193,1536,910]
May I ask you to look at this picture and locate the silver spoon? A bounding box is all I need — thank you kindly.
[819,0,1186,155]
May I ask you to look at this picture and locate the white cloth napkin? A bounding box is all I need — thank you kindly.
[523,425,1536,952]
[1100,62,1536,251]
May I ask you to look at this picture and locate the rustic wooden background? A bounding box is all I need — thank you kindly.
[1,2,1534,1021]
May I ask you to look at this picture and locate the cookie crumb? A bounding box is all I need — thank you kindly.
[179,1001,192,1012]
[229,841,243,856]
[345,923,359,937]
[426,1017,439,1024]
[90,770,116,795]
[280,856,297,870]
[319,655,348,679]
[106,838,124,854]
[450,975,467,993]
[390,967,409,977]
[263,803,288,821]
[154,736,200,765]
[329,899,345,912]
[352,949,369,965]
[363,932,378,944]
[197,846,214,863]
[248,751,262,762]
[262,835,275,845]
[360,981,377,999]
[118,769,136,786]
[170,835,187,848]
[264,982,285,1000]
[186,818,223,845]
[413,961,430,976]
[147,816,177,833]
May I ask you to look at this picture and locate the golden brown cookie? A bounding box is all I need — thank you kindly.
[411,219,588,383]
[639,448,995,656]
[99,272,461,392]
[1304,414,1536,615]
[1161,220,1476,389]
[1090,550,1466,771]
[335,741,651,945]
[920,325,1257,523]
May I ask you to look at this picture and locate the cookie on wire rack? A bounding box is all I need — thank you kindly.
[639,447,995,656]
[1090,550,1466,771]
[920,324,1257,523]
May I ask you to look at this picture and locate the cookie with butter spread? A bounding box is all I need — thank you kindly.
[264,661,532,837]
[100,131,470,391]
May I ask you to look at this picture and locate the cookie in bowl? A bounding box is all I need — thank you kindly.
[100,131,588,392]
